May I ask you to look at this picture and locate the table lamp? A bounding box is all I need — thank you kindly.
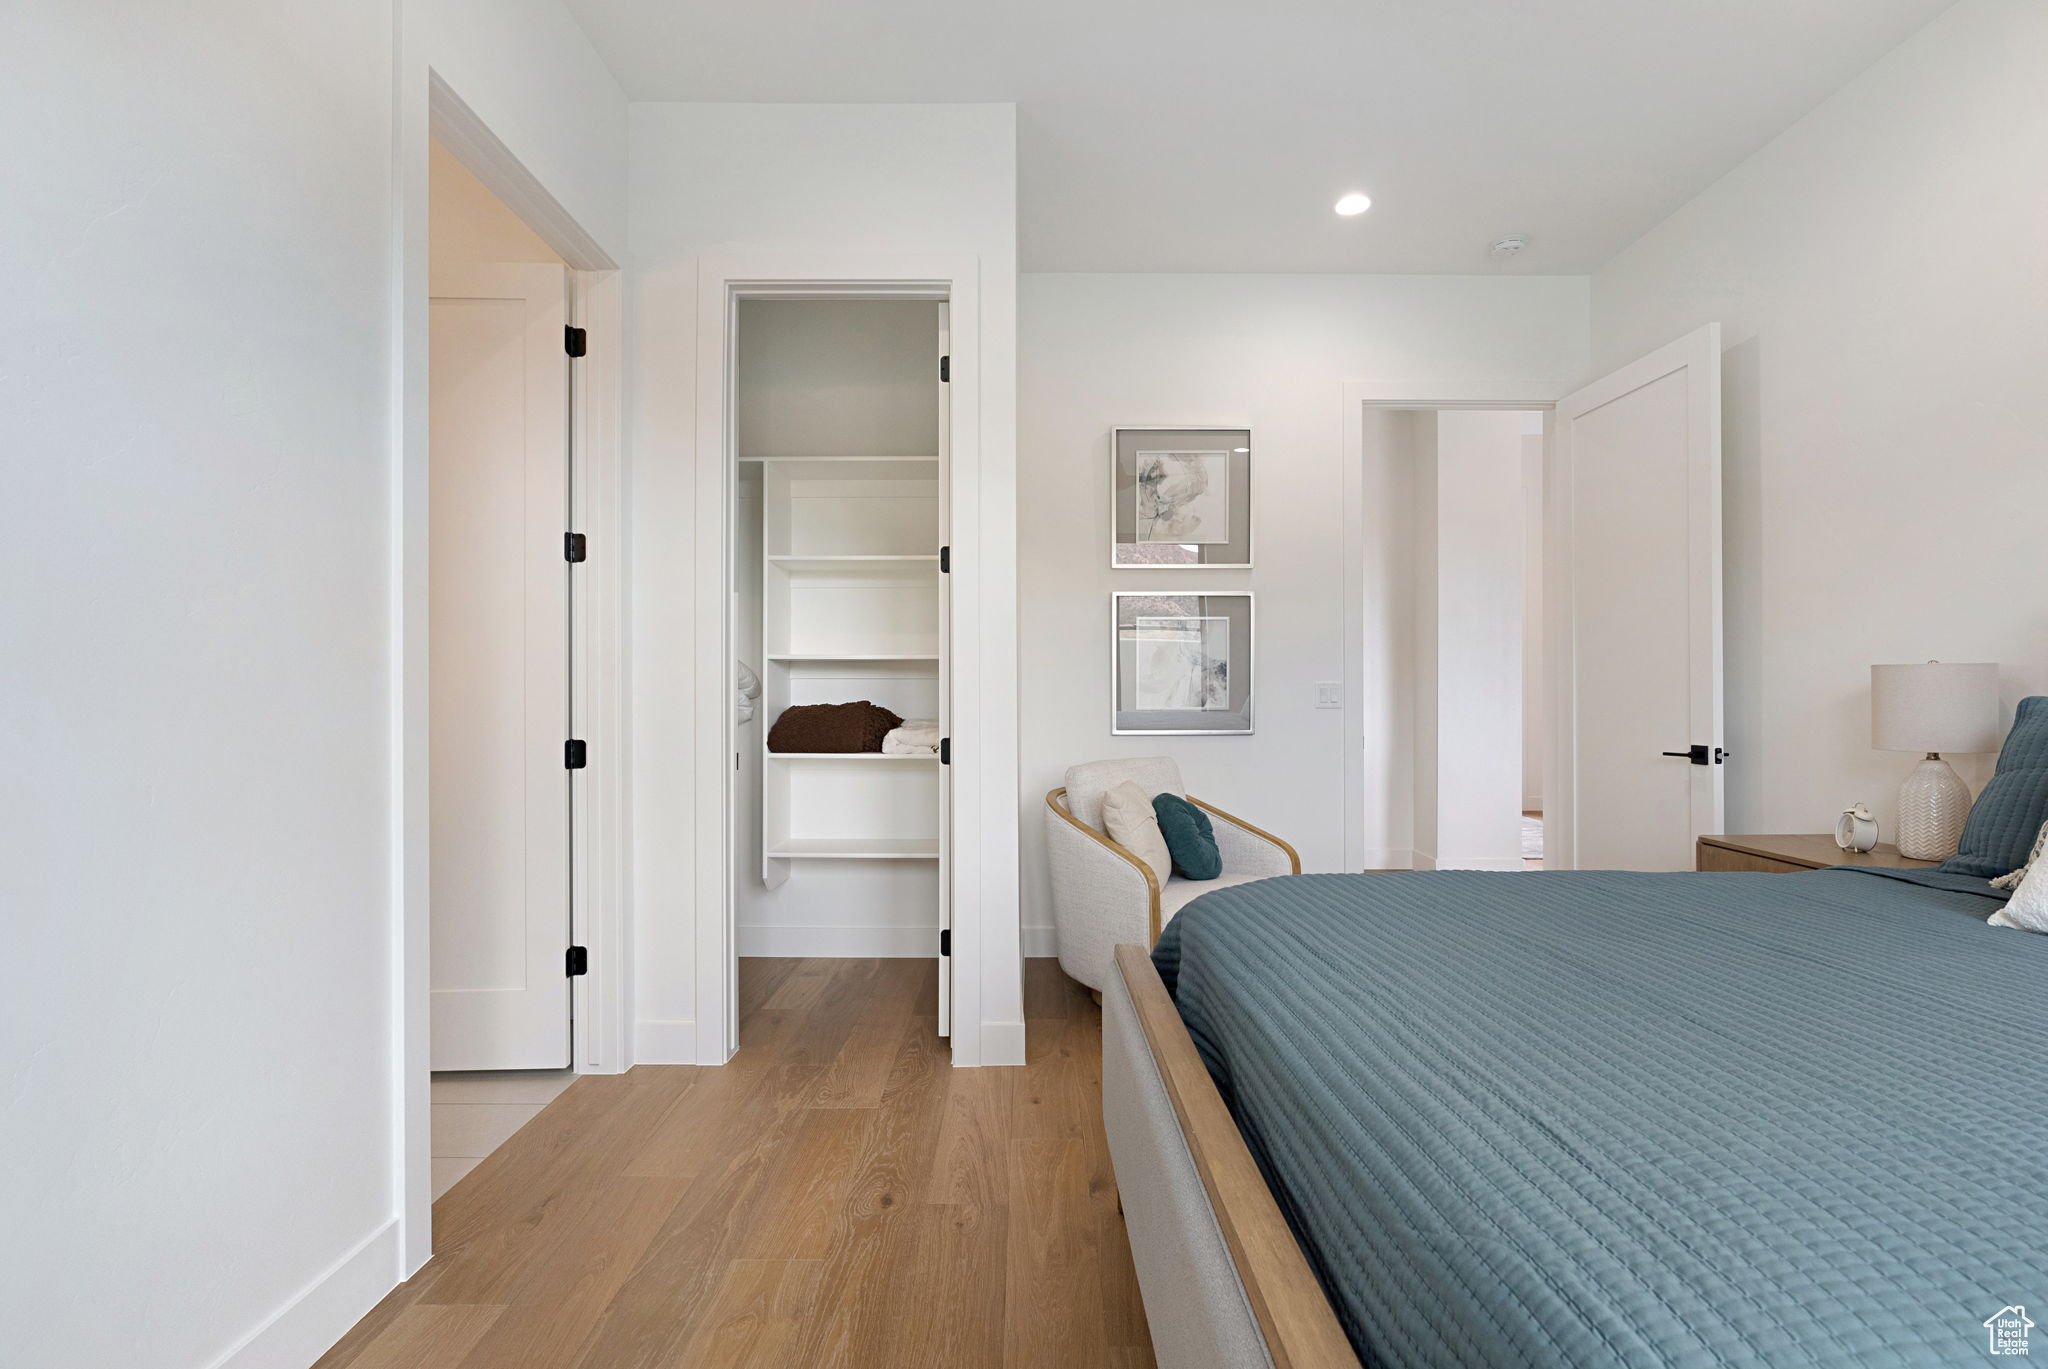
[1871,661,2001,860]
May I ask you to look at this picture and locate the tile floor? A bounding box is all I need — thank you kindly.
[429,1069,578,1198]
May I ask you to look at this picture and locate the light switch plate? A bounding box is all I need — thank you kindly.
[1315,682,1341,709]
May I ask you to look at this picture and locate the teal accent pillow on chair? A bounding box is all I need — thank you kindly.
[1942,696,2048,879]
[1152,793,1221,880]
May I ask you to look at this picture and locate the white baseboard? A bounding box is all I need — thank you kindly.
[204,1218,398,1369]
[1022,925,1057,957]
[737,924,941,958]
[737,926,942,959]
[1433,856,1527,872]
[632,1017,697,1065]
[1361,847,1415,870]
[979,1018,1027,1067]
[1410,849,1437,871]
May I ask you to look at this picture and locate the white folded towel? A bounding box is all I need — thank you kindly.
[736,661,761,724]
[881,719,940,754]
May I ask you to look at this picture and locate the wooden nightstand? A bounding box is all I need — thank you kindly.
[1695,833,1941,874]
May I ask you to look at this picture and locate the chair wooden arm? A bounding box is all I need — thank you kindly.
[1046,787,1165,943]
[1188,795,1302,875]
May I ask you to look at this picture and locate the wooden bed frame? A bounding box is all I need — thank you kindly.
[1111,942,1362,1369]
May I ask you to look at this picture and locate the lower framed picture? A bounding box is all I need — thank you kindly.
[1111,591,1254,735]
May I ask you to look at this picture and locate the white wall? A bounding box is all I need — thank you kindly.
[1409,414,1442,868]
[735,299,940,458]
[1521,434,1545,813]
[1592,0,2048,838]
[1020,275,1587,933]
[2,5,398,1367]
[413,0,629,257]
[628,103,1019,1062]
[0,2,626,1364]
[1426,410,1538,869]
[1357,408,1428,867]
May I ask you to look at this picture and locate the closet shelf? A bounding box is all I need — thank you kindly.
[768,555,939,571]
[766,837,941,860]
[766,751,938,762]
[740,455,941,483]
[765,653,940,663]
[739,454,939,463]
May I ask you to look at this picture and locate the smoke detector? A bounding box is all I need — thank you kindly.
[1489,234,1531,259]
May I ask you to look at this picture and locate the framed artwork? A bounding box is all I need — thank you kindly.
[1112,592,1254,735]
[1112,427,1252,567]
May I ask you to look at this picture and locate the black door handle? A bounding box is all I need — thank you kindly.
[1661,745,1728,765]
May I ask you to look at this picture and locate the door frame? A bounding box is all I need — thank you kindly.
[1340,382,1562,875]
[394,71,630,1274]
[692,253,1014,1068]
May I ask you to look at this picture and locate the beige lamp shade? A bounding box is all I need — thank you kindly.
[1870,662,2001,754]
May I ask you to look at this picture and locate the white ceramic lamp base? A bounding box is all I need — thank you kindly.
[1896,753,1972,861]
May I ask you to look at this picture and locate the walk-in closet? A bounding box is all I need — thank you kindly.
[733,297,952,1033]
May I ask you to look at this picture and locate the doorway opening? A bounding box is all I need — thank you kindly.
[424,135,577,1193]
[730,295,955,1049]
[1343,329,1725,879]
[401,80,628,1273]
[1357,407,1546,872]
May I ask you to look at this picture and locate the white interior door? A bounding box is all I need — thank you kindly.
[936,303,953,1040]
[430,262,572,1070]
[1549,324,1723,870]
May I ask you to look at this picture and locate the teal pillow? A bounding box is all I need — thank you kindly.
[1152,793,1221,880]
[1941,696,2048,879]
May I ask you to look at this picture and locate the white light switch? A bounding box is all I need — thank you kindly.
[1315,682,1342,709]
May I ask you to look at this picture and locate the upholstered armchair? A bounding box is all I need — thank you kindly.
[1043,757,1300,994]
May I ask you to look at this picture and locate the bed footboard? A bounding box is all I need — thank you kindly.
[1105,944,1360,1369]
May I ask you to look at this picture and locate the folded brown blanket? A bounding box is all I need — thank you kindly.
[766,701,904,753]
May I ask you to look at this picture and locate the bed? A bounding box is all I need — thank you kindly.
[1104,866,2044,1369]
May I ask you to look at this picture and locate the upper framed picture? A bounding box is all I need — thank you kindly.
[1111,427,1252,568]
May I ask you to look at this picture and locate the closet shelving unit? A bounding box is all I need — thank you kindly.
[751,454,943,886]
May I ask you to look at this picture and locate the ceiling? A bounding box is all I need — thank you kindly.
[565,0,1956,273]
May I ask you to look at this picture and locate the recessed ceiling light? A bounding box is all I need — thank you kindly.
[1334,193,1372,217]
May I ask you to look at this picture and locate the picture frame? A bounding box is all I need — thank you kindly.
[1112,591,1255,735]
[1111,427,1252,568]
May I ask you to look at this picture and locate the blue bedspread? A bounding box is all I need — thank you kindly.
[1154,868,2045,1367]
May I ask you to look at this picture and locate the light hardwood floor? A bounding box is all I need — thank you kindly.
[318,958,1154,1369]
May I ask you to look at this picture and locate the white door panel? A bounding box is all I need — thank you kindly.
[430,262,571,1070]
[1551,325,1723,870]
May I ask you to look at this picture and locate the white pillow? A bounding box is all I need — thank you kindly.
[1990,851,2048,933]
[1101,779,1171,885]
[1991,817,2048,890]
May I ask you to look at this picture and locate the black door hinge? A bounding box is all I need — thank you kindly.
[564,326,587,358]
[939,354,950,382]
[565,739,587,769]
[939,928,951,958]
[939,545,950,573]
[565,945,588,976]
[939,737,951,765]
[564,532,587,563]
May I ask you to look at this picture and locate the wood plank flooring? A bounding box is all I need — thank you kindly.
[318,958,1154,1369]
